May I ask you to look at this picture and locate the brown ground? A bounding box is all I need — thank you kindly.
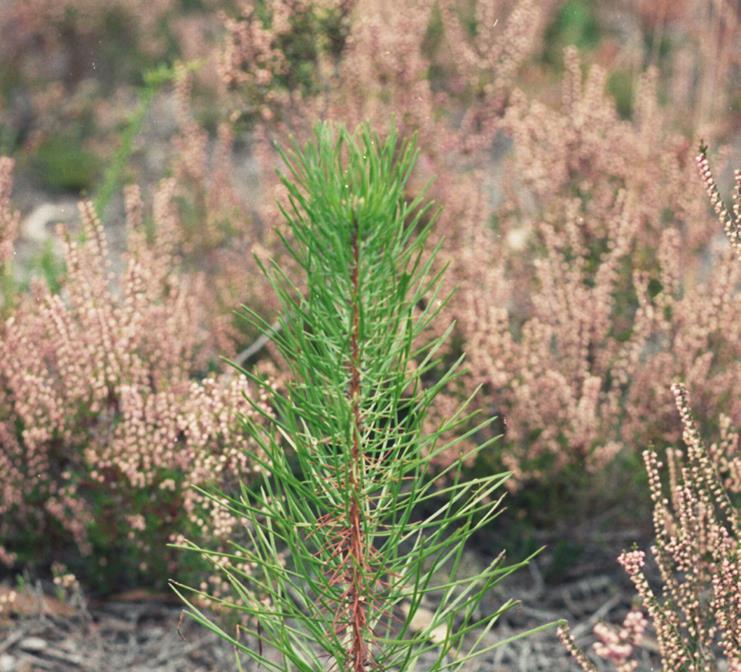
[0,524,661,672]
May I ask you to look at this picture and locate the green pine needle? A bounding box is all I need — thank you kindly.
[171,122,554,670]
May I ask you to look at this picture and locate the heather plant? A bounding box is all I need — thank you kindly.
[315,0,544,153]
[0,168,268,590]
[435,50,740,491]
[0,0,220,155]
[627,0,739,138]
[239,0,546,220]
[172,123,552,669]
[219,0,356,125]
[162,62,291,357]
[557,163,740,670]
[217,0,546,209]
[558,383,740,671]
[0,157,20,312]
[697,145,741,259]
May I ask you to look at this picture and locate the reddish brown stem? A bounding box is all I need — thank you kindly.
[346,218,368,671]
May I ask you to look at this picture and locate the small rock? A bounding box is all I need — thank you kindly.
[18,637,46,653]
[506,225,530,252]
[21,201,77,243]
[0,654,15,672]
[402,603,449,645]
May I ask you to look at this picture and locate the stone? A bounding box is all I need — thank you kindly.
[21,202,77,243]
[18,637,46,653]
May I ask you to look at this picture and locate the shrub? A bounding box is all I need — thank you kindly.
[172,123,551,669]
[558,153,740,671]
[559,384,739,671]
[0,0,219,154]
[219,0,356,123]
[219,0,546,223]
[0,168,267,591]
[442,51,739,492]
[0,157,20,311]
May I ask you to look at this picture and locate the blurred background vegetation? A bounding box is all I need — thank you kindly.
[0,0,737,597]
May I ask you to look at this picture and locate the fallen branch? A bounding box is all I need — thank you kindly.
[234,320,282,366]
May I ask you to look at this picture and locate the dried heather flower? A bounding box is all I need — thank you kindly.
[434,49,740,486]
[0,185,267,588]
[564,384,741,672]
[558,622,598,672]
[617,386,738,671]
[563,385,738,671]
[0,157,19,270]
[593,609,647,672]
[696,146,741,257]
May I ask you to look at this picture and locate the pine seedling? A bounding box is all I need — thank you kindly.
[171,123,550,670]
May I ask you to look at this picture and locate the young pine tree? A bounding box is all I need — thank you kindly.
[172,123,550,671]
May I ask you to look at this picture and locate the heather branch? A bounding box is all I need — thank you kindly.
[696,144,741,257]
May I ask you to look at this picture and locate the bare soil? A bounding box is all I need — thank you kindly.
[0,526,660,672]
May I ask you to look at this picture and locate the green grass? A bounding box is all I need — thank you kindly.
[32,134,101,194]
[543,0,600,66]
